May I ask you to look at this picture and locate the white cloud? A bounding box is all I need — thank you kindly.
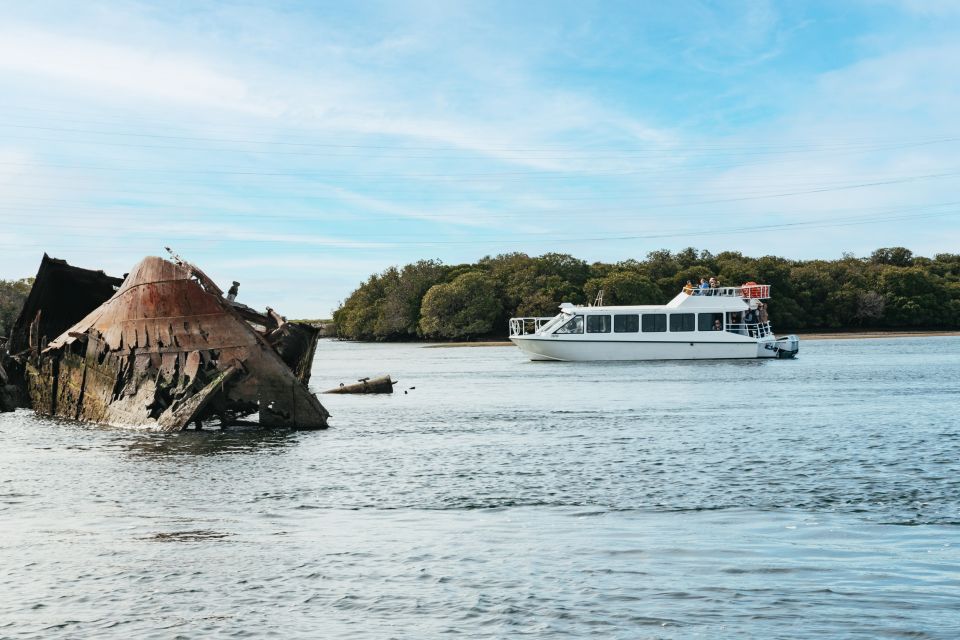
[0,26,266,113]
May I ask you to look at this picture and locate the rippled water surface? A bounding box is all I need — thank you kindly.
[2,337,959,638]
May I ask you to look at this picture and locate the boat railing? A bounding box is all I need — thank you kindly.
[685,285,771,299]
[726,321,773,338]
[509,317,555,336]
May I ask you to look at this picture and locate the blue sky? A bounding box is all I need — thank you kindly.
[1,0,958,316]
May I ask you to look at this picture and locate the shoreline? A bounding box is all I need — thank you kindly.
[793,330,960,340]
[424,330,960,348]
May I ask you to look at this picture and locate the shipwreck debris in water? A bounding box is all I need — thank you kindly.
[323,375,396,394]
[1,254,123,413]
[7,254,124,357]
[11,253,329,430]
[0,354,20,412]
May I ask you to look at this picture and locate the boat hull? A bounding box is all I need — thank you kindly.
[510,336,777,361]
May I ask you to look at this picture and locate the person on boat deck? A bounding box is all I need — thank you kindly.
[758,302,769,324]
[698,278,710,295]
[712,318,723,331]
[683,280,695,295]
[743,307,758,336]
[707,276,719,296]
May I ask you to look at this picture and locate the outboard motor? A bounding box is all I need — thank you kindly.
[775,334,800,358]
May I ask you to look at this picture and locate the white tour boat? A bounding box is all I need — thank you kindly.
[508,284,799,361]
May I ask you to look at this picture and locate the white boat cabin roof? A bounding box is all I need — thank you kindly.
[558,285,770,315]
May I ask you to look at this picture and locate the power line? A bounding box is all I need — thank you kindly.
[0,122,960,160]
[2,115,957,154]
[1,169,956,211]
[2,199,954,232]
[0,207,954,250]
[1,166,946,195]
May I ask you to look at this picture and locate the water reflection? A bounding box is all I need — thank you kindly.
[17,411,312,458]
[122,428,304,458]
[541,358,770,370]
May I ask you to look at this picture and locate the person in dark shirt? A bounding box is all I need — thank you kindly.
[743,308,758,336]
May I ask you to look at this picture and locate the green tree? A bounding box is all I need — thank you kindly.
[419,271,503,339]
[871,247,914,267]
[0,278,33,340]
[332,272,387,340]
[880,266,945,326]
[376,260,448,338]
[585,271,665,306]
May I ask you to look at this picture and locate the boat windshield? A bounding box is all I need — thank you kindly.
[553,314,584,334]
[537,314,568,334]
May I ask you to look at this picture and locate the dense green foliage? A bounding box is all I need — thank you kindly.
[0,278,33,341]
[418,271,503,339]
[333,247,960,340]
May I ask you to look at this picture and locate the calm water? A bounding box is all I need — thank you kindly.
[1,337,959,638]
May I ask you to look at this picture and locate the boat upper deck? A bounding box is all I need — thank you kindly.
[553,284,771,315]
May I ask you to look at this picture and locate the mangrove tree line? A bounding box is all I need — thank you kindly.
[331,248,960,340]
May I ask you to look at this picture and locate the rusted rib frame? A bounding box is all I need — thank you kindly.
[112,313,226,323]
[114,344,254,355]
[111,278,217,298]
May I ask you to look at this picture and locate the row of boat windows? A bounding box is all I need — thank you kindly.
[555,313,725,334]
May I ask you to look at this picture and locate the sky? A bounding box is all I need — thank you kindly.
[0,0,958,317]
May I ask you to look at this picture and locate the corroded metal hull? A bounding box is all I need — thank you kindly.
[25,256,329,430]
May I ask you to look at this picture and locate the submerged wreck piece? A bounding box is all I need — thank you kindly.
[25,256,330,430]
[323,375,395,395]
[0,356,21,412]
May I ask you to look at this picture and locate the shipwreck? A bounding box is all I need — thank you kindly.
[0,252,330,430]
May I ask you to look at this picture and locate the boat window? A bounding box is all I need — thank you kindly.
[669,313,695,332]
[586,315,612,333]
[554,315,583,334]
[641,313,666,332]
[613,314,639,333]
[698,312,724,331]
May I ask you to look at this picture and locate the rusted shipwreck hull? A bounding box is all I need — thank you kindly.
[23,255,329,430]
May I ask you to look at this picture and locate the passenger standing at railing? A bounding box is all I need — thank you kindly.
[709,277,719,296]
[758,302,769,325]
[698,278,709,295]
[683,280,695,295]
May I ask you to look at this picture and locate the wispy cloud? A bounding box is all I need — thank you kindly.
[0,26,267,113]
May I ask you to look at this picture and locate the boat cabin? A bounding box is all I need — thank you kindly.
[511,285,773,340]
